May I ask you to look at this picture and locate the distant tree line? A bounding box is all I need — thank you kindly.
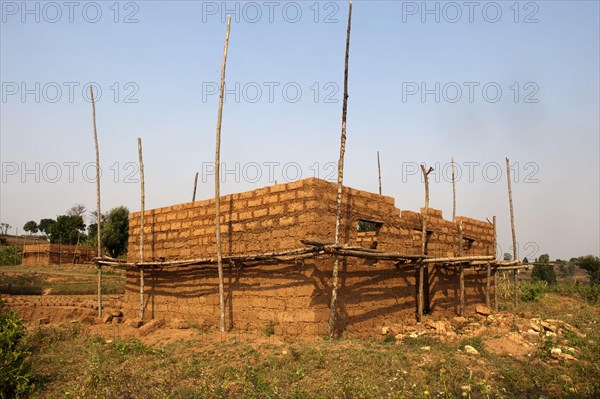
[20,203,130,258]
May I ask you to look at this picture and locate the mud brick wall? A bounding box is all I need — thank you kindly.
[21,244,96,265]
[124,178,495,336]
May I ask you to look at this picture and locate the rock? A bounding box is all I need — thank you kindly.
[382,326,390,335]
[394,334,404,341]
[281,349,288,355]
[127,319,143,328]
[105,339,113,344]
[451,316,468,328]
[171,319,190,329]
[521,311,533,319]
[540,320,558,333]
[112,316,123,325]
[139,319,164,336]
[476,305,491,316]
[38,317,50,325]
[530,320,543,332]
[546,331,558,338]
[464,345,479,355]
[102,314,113,324]
[420,346,431,351]
[550,347,562,355]
[111,310,123,317]
[408,332,418,338]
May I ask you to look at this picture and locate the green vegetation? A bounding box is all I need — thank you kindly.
[576,255,600,285]
[100,206,129,258]
[532,253,557,285]
[0,246,21,266]
[0,300,35,398]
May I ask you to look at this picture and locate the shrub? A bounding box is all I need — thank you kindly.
[0,246,21,266]
[520,280,548,302]
[532,264,557,285]
[0,301,35,398]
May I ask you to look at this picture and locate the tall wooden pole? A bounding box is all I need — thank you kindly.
[214,16,231,332]
[138,138,145,322]
[329,0,353,337]
[506,157,518,309]
[493,215,498,311]
[192,172,199,202]
[377,150,382,195]
[90,85,102,318]
[418,165,433,322]
[451,157,456,222]
[458,221,465,316]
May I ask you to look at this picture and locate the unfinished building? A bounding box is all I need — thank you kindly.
[21,243,97,265]
[121,177,496,336]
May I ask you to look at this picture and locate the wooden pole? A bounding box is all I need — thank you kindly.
[214,16,231,332]
[506,157,518,309]
[90,85,102,318]
[138,138,145,322]
[329,0,353,337]
[451,157,456,222]
[418,165,433,322]
[458,220,465,316]
[377,150,382,195]
[486,262,491,308]
[493,215,498,311]
[192,172,199,202]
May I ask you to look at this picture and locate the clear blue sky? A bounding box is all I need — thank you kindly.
[1,0,599,260]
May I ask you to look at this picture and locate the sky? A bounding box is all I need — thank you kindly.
[1,0,598,261]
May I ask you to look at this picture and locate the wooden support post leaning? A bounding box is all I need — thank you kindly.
[214,16,231,332]
[458,221,465,316]
[138,138,145,322]
[418,164,433,322]
[329,0,353,337]
[451,157,456,222]
[192,172,199,202]
[493,216,498,311]
[377,150,382,195]
[506,157,519,309]
[90,85,102,318]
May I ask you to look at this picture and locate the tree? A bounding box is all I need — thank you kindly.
[23,221,38,236]
[38,219,56,236]
[523,257,529,263]
[532,253,556,284]
[49,215,85,245]
[101,206,129,258]
[0,223,11,235]
[66,203,87,218]
[575,255,600,285]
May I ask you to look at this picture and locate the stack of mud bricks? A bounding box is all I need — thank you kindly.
[124,178,495,336]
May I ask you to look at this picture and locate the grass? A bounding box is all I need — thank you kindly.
[18,285,600,399]
[0,264,125,295]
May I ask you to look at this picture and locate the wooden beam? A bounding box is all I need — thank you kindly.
[214,16,231,332]
[89,84,102,318]
[377,150,382,195]
[486,263,491,308]
[506,157,518,309]
[192,172,199,202]
[138,138,145,322]
[418,164,433,322]
[458,220,465,316]
[492,215,497,311]
[451,157,456,222]
[329,0,353,338]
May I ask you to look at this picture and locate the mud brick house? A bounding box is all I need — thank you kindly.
[21,243,97,265]
[121,178,495,336]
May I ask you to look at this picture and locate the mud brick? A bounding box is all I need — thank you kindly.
[253,209,268,218]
